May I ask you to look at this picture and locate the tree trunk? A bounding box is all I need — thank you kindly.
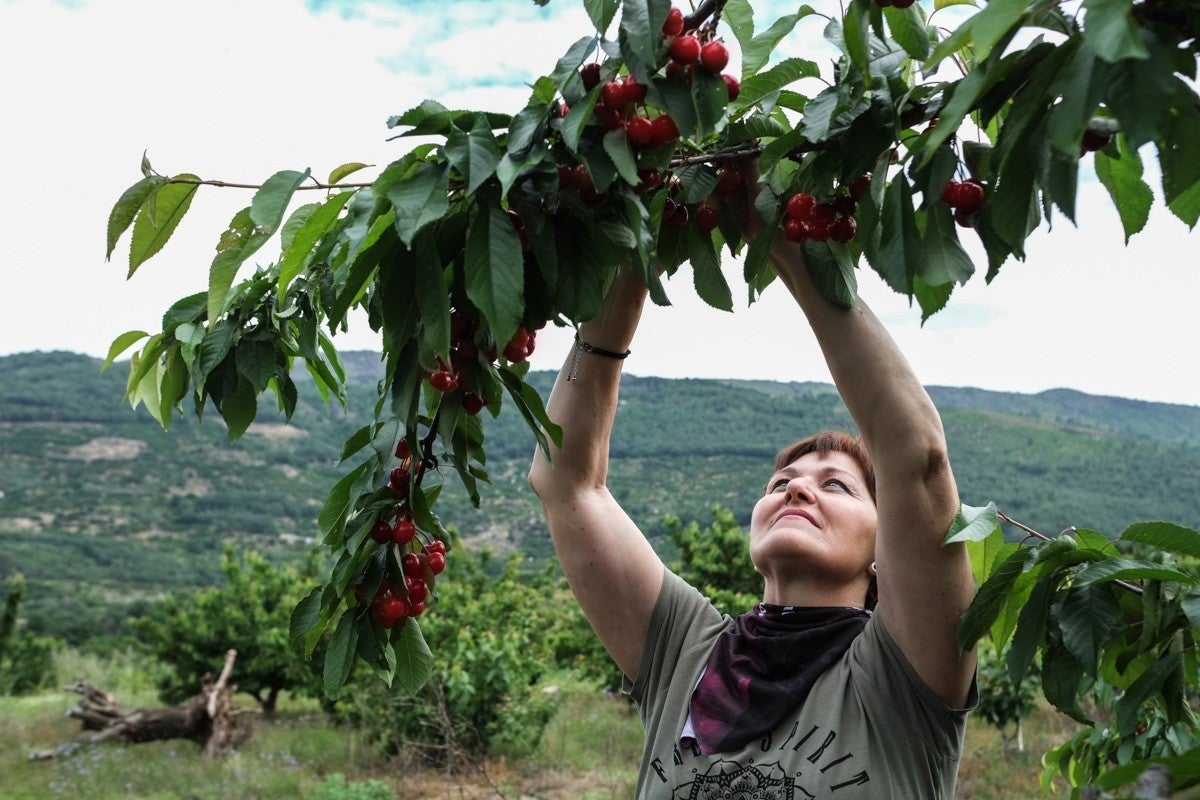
[29,649,253,760]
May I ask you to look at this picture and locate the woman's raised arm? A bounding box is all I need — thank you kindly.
[527,267,665,680]
[759,197,977,709]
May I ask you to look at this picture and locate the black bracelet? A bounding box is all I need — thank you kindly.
[574,332,631,360]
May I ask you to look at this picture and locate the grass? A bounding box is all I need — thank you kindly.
[1,657,1085,800]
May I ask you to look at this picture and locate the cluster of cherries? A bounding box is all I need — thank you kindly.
[358,439,449,629]
[424,309,538,415]
[782,175,868,245]
[940,179,986,228]
[559,5,740,211]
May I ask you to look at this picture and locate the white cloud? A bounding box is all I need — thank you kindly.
[0,0,1194,409]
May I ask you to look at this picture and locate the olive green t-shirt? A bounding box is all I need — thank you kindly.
[626,570,974,800]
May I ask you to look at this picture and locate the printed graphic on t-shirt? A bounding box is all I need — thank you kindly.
[649,722,871,798]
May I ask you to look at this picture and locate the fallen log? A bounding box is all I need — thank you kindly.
[29,648,253,760]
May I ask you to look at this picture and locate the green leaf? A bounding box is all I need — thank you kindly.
[743,9,815,77]
[688,227,733,312]
[912,275,954,322]
[465,203,525,350]
[218,376,257,441]
[394,618,434,696]
[414,229,451,360]
[883,3,930,61]
[1082,0,1150,62]
[969,0,1028,62]
[445,116,502,196]
[1114,652,1179,736]
[1159,97,1200,212]
[288,587,323,648]
[840,1,871,79]
[618,0,667,69]
[323,610,360,697]
[277,191,356,297]
[1074,558,1193,586]
[1105,42,1178,148]
[1041,641,1091,724]
[920,204,975,286]
[207,207,274,324]
[328,162,371,185]
[583,0,619,32]
[733,58,820,116]
[874,173,920,293]
[388,160,451,248]
[721,0,756,57]
[1006,570,1060,684]
[319,463,370,545]
[602,128,641,186]
[106,175,167,261]
[249,169,310,230]
[102,330,149,371]
[128,175,201,276]
[945,502,1001,544]
[1094,136,1154,243]
[957,546,1034,653]
[1058,583,1122,677]
[803,241,856,308]
[499,369,564,457]
[1120,521,1200,559]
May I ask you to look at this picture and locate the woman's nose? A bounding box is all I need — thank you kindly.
[786,476,815,502]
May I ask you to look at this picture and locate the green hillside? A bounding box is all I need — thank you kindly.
[2,350,1198,644]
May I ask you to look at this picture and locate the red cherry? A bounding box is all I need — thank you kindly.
[664,200,690,227]
[785,192,816,222]
[784,218,808,243]
[394,439,411,460]
[370,519,392,544]
[716,167,742,193]
[571,164,594,192]
[830,216,858,244]
[580,62,601,91]
[940,180,962,206]
[594,102,623,131]
[811,202,837,225]
[424,540,447,556]
[407,600,426,617]
[721,73,740,102]
[387,466,410,496]
[892,0,915,7]
[662,7,684,37]
[848,174,871,201]
[626,116,654,147]
[650,114,680,146]
[622,76,648,104]
[1081,128,1111,153]
[406,576,430,605]
[392,516,416,545]
[637,167,662,192]
[373,596,407,628]
[694,205,720,232]
[402,552,424,578]
[955,180,986,213]
[601,80,628,110]
[806,221,832,242]
[461,392,485,416]
[558,101,570,118]
[426,551,446,575]
[832,195,857,217]
[668,34,701,65]
[429,369,458,393]
[699,41,729,74]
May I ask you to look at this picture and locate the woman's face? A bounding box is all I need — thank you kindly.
[749,450,878,599]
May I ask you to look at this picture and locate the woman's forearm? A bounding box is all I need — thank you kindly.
[528,267,649,496]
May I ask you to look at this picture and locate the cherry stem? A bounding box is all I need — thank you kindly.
[159,176,373,191]
[996,510,1143,596]
[684,0,729,31]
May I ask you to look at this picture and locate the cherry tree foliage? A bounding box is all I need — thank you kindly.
[105,0,1200,794]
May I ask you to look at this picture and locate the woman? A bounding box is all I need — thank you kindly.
[527,176,977,799]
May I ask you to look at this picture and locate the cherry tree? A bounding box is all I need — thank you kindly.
[104,0,1200,794]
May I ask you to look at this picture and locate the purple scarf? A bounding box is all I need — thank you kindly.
[688,604,870,755]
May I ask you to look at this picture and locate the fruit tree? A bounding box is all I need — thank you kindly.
[104,0,1200,794]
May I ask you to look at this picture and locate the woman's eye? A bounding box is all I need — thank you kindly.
[824,479,848,491]
[769,478,789,491]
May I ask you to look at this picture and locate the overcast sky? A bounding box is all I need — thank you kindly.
[2,0,1196,408]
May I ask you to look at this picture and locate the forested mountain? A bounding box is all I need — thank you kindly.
[2,350,1197,644]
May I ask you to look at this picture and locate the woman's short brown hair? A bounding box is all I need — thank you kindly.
[772,430,876,503]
